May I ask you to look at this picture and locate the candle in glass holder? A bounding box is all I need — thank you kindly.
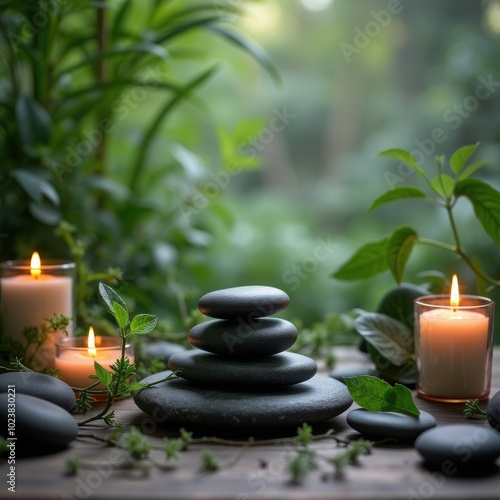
[0,252,75,370]
[415,275,494,402]
[55,327,134,389]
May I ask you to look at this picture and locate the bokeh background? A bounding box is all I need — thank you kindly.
[1,0,500,336]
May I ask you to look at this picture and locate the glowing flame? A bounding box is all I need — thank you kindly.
[450,274,460,308]
[30,252,41,279]
[87,326,97,357]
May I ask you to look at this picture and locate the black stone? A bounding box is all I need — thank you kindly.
[487,390,500,431]
[346,408,436,442]
[198,286,289,320]
[141,340,187,364]
[168,351,316,387]
[133,371,352,427]
[188,318,297,357]
[0,393,78,450]
[415,425,500,468]
[329,366,378,384]
[0,371,76,412]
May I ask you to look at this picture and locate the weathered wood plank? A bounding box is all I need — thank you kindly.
[2,347,499,499]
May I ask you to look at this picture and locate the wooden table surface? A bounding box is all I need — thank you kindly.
[3,347,500,500]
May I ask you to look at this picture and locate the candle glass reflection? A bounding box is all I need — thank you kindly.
[415,295,494,402]
[0,257,75,371]
[55,336,134,391]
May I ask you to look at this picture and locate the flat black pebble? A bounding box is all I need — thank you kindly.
[415,425,500,468]
[168,351,317,387]
[346,408,436,442]
[0,371,76,412]
[188,318,297,357]
[198,286,289,320]
[487,390,500,431]
[134,372,352,427]
[0,393,78,450]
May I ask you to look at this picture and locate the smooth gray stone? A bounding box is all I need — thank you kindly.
[198,286,289,320]
[415,425,500,467]
[329,366,378,384]
[134,372,352,427]
[487,391,500,431]
[142,341,186,364]
[0,393,78,448]
[0,371,76,412]
[168,351,316,387]
[346,408,436,442]
[188,318,297,357]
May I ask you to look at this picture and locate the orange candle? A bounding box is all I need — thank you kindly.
[55,327,134,389]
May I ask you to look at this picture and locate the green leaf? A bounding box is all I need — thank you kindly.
[355,312,413,366]
[99,283,128,317]
[369,187,427,212]
[454,179,500,245]
[207,25,281,86]
[112,301,129,328]
[130,314,158,335]
[343,375,420,417]
[15,96,52,149]
[11,169,59,205]
[430,174,455,199]
[386,226,418,284]
[94,361,112,388]
[376,148,426,179]
[333,238,388,281]
[450,142,479,175]
[458,161,491,181]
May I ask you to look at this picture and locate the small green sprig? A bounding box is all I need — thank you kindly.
[199,450,220,472]
[463,399,487,419]
[329,440,373,479]
[78,283,176,426]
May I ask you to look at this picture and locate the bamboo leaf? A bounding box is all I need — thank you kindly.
[386,226,418,284]
[454,178,500,245]
[344,376,420,417]
[15,96,52,149]
[450,142,479,175]
[369,187,427,212]
[207,25,282,86]
[333,238,388,281]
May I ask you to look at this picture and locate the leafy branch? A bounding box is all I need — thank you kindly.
[333,143,500,292]
[77,283,176,426]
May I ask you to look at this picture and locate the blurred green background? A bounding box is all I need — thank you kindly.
[1,0,500,336]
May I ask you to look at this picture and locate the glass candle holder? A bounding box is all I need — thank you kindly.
[415,295,494,402]
[0,257,75,371]
[55,336,134,392]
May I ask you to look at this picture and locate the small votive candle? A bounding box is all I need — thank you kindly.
[415,275,494,402]
[55,329,134,389]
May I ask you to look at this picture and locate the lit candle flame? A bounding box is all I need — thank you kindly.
[30,252,41,279]
[88,326,97,357]
[450,274,460,308]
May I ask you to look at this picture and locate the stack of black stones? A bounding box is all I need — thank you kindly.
[134,286,352,429]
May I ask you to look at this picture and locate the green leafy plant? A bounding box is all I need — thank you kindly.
[334,143,500,292]
[77,283,175,425]
[343,375,420,417]
[463,399,487,419]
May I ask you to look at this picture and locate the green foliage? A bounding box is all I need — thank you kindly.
[199,450,220,472]
[343,375,420,417]
[463,399,487,419]
[334,144,500,291]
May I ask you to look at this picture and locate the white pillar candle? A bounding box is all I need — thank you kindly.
[1,253,74,370]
